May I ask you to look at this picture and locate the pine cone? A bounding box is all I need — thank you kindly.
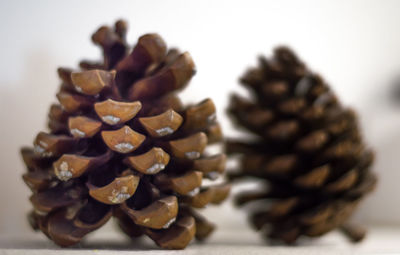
[21,20,230,249]
[226,47,377,244]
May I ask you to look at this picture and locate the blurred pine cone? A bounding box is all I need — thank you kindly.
[21,20,230,249]
[227,47,377,244]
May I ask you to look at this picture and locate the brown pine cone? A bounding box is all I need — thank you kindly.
[226,47,377,244]
[21,20,230,249]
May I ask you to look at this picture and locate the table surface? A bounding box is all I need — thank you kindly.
[0,224,399,255]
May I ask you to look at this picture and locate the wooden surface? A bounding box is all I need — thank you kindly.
[0,224,399,254]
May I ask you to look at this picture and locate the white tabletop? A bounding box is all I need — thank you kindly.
[1,224,399,255]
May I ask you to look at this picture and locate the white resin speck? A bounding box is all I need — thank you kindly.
[207,171,219,180]
[114,143,134,153]
[162,217,176,229]
[185,151,200,159]
[187,187,200,197]
[74,85,83,93]
[146,163,165,174]
[207,113,217,123]
[102,115,121,125]
[108,187,131,204]
[34,145,52,157]
[33,145,45,154]
[38,141,48,148]
[156,126,174,136]
[70,128,86,138]
[60,161,68,171]
[55,161,73,181]
[34,209,48,216]
[112,193,131,203]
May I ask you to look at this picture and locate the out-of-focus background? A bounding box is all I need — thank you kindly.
[0,0,399,237]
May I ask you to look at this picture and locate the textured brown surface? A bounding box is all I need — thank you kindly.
[227,47,377,244]
[21,20,229,249]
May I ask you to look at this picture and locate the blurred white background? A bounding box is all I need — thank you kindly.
[0,0,399,236]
